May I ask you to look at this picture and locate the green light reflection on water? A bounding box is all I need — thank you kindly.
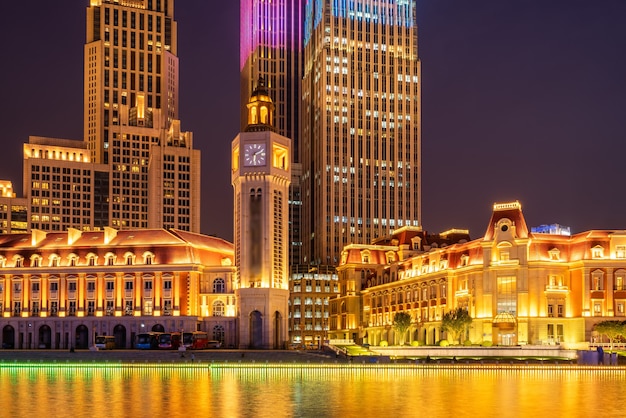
[1,365,625,417]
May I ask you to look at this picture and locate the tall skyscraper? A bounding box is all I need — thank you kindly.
[82,0,199,232]
[240,0,305,266]
[301,0,422,265]
[240,0,303,156]
[85,0,178,165]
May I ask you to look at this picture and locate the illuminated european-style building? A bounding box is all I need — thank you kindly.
[301,0,422,265]
[0,228,236,349]
[329,201,626,348]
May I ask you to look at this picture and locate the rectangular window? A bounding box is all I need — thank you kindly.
[163,300,172,315]
[106,300,114,316]
[594,303,602,316]
[496,276,517,315]
[144,300,153,315]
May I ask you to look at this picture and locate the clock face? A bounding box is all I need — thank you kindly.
[243,143,266,166]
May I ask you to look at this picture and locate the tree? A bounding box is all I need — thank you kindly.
[441,307,472,344]
[392,311,412,345]
[594,320,625,350]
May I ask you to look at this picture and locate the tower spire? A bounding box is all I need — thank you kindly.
[245,77,276,132]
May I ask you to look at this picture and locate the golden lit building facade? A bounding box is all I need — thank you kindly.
[232,81,292,349]
[301,0,422,265]
[0,181,28,234]
[23,137,110,232]
[4,1,200,234]
[330,201,626,349]
[288,265,339,348]
[109,107,200,231]
[85,0,178,165]
[0,228,236,349]
[146,120,201,231]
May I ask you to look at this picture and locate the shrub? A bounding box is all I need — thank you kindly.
[439,340,450,347]
[463,340,472,346]
[481,341,493,347]
[410,340,421,347]
[379,340,389,347]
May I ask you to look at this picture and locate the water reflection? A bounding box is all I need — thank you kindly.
[1,366,624,417]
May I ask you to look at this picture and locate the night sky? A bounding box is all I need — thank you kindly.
[1,1,625,242]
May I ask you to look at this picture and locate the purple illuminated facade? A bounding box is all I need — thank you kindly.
[240,0,304,157]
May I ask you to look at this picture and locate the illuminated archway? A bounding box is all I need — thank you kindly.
[75,325,89,349]
[38,325,52,349]
[249,310,263,348]
[2,325,15,349]
[274,311,282,349]
[493,312,517,346]
[114,324,126,348]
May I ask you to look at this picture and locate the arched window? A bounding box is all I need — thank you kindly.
[124,252,135,265]
[213,278,225,293]
[87,253,97,266]
[31,255,42,268]
[68,253,79,267]
[105,253,116,266]
[250,106,258,124]
[143,251,155,265]
[212,300,225,317]
[49,254,60,267]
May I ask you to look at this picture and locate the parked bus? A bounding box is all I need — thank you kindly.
[95,335,116,350]
[158,332,182,350]
[135,332,161,349]
[182,331,209,349]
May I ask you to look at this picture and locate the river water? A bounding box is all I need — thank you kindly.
[1,365,624,417]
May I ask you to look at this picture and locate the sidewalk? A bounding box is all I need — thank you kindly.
[0,348,348,364]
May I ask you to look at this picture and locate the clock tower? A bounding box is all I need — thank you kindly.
[232,79,291,349]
